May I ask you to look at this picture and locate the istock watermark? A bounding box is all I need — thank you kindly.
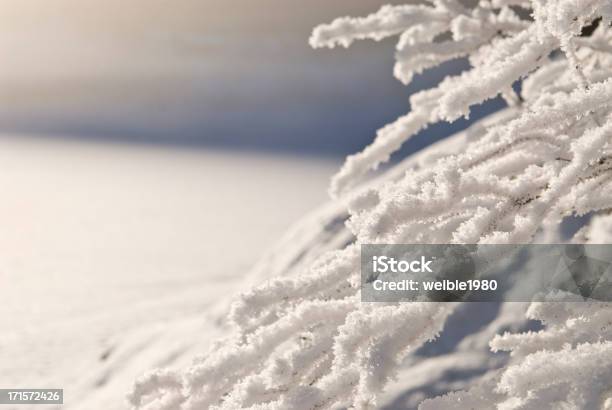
[361,244,612,302]
[372,255,434,273]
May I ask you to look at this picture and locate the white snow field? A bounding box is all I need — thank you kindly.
[0,135,338,410]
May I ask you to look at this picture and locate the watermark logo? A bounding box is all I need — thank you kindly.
[361,244,612,302]
[372,255,433,273]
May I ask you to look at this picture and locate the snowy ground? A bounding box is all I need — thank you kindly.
[0,135,338,409]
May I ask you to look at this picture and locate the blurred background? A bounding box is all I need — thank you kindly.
[0,1,503,408]
[0,0,500,155]
[0,0,411,154]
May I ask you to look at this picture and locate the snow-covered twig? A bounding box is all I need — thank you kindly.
[129,2,612,409]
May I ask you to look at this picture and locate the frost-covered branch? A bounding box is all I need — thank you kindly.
[129,1,612,409]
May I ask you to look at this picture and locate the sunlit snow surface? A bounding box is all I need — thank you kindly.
[0,136,337,409]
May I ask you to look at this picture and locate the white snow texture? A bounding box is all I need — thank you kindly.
[130,1,612,409]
